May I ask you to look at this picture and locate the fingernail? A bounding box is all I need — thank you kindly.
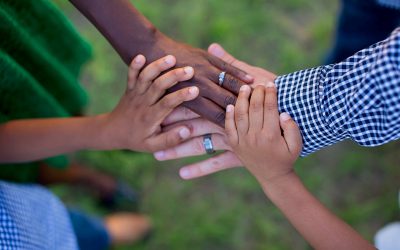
[266,81,276,88]
[184,66,194,75]
[134,55,143,64]
[240,85,250,92]
[179,127,191,139]
[245,74,254,81]
[164,55,175,65]
[280,112,291,121]
[210,44,224,57]
[154,151,165,160]
[226,104,234,112]
[180,168,191,179]
[189,86,199,95]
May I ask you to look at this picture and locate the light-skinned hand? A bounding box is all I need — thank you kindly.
[225,83,302,184]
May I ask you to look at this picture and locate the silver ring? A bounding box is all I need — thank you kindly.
[203,134,215,154]
[218,71,226,86]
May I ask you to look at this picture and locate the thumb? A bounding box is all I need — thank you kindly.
[208,43,236,64]
[208,43,253,73]
[279,113,303,156]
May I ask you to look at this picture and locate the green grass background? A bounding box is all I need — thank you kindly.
[52,0,399,249]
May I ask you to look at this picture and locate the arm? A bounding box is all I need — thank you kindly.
[69,0,254,126]
[224,84,375,249]
[262,173,374,250]
[0,116,106,163]
[0,55,198,163]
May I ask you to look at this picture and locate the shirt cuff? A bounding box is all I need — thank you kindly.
[274,66,346,156]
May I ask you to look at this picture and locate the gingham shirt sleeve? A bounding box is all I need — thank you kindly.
[275,27,400,156]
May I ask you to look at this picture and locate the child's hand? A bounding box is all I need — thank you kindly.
[225,83,302,184]
[101,55,199,152]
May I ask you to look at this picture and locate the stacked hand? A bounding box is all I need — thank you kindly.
[154,44,283,179]
[224,83,302,184]
[152,36,255,126]
[100,54,199,152]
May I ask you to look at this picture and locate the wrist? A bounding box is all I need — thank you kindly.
[257,171,301,201]
[147,31,176,62]
[87,114,117,151]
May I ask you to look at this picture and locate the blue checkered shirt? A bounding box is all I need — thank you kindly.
[275,27,400,156]
[0,181,78,249]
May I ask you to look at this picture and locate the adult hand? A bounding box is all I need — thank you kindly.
[153,36,254,126]
[155,107,243,179]
[154,43,278,180]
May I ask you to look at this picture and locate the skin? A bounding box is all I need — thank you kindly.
[154,43,277,179]
[69,0,254,127]
[0,55,198,163]
[223,83,375,250]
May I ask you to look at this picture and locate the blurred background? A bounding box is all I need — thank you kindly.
[52,0,399,249]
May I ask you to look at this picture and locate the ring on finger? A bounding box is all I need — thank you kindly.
[203,134,216,154]
[218,71,226,86]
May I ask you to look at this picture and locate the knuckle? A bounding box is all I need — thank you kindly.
[265,133,277,142]
[154,80,166,92]
[264,101,277,111]
[146,142,156,152]
[225,76,240,93]
[172,68,182,78]
[224,95,236,106]
[250,100,263,112]
[235,108,247,121]
[137,74,146,84]
[166,133,180,147]
[160,96,174,109]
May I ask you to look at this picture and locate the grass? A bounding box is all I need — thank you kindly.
[52,0,400,249]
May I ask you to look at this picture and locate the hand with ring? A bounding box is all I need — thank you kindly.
[155,43,277,179]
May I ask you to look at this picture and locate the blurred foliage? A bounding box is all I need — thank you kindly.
[51,0,399,249]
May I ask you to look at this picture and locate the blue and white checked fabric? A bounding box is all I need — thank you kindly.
[275,27,400,156]
[0,181,78,250]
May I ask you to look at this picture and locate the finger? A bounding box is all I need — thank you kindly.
[182,98,226,127]
[235,85,251,134]
[199,78,238,108]
[178,151,242,180]
[225,104,238,146]
[136,55,176,94]
[162,107,200,126]
[263,82,280,135]
[279,113,303,156]
[154,134,229,161]
[147,66,194,105]
[147,126,192,152]
[249,85,265,132]
[154,86,199,123]
[207,49,253,84]
[207,68,246,95]
[163,118,224,137]
[127,55,146,91]
[208,43,254,83]
[167,77,237,109]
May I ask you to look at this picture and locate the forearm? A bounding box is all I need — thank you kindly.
[69,0,167,64]
[275,28,400,156]
[0,115,108,163]
[260,173,375,250]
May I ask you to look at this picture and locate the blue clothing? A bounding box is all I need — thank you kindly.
[326,0,400,64]
[68,209,111,250]
[276,28,400,156]
[0,181,78,249]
